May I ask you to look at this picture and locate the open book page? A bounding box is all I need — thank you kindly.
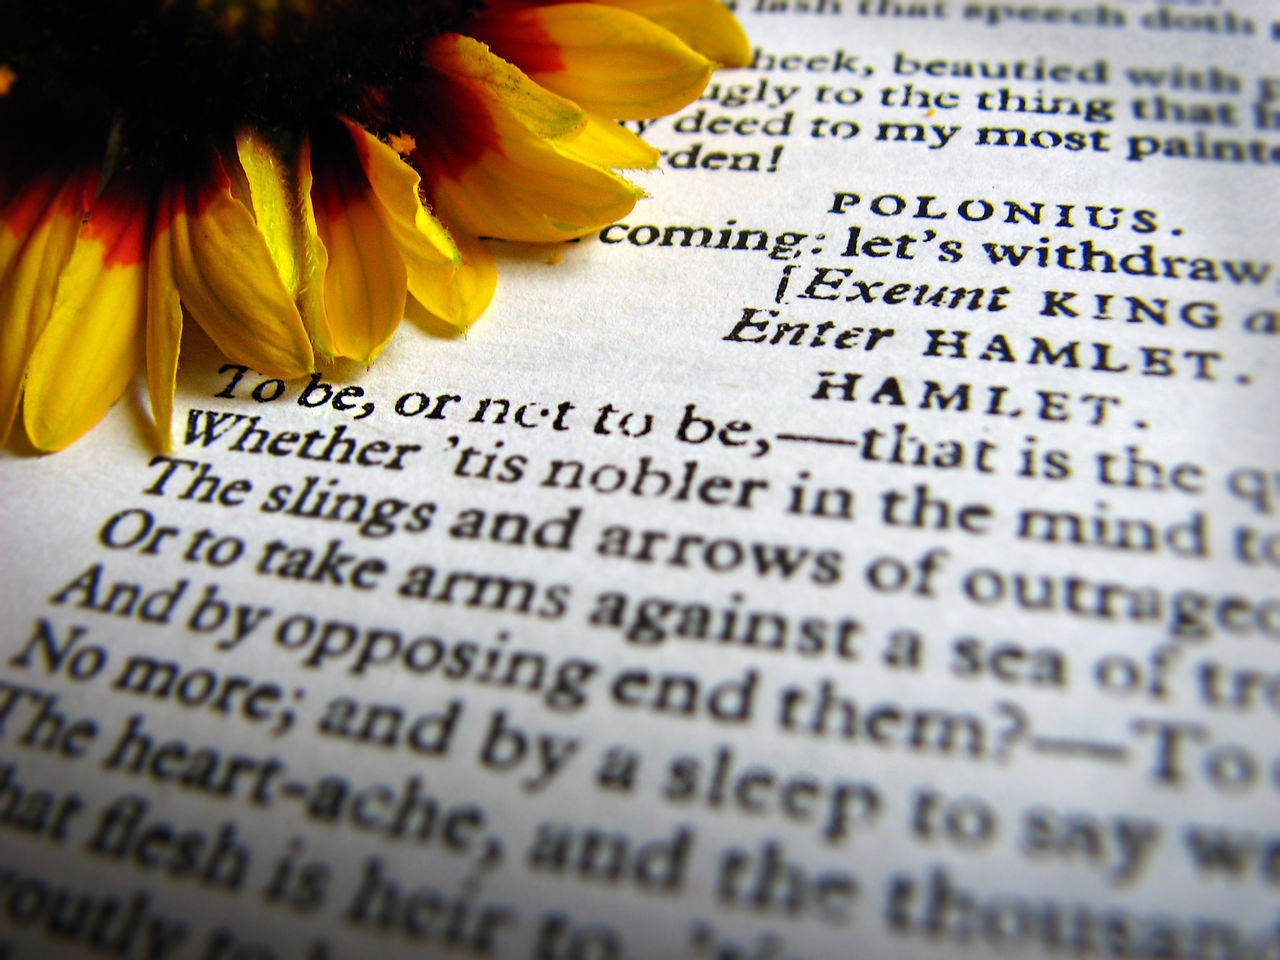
[2,1,1279,957]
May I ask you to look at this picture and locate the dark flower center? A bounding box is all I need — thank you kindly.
[0,0,484,167]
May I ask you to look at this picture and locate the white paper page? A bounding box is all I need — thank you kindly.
[2,2,1279,957]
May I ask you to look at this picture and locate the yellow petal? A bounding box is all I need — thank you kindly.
[405,223,496,331]
[310,121,407,363]
[584,0,751,67]
[428,33,587,141]
[235,128,331,354]
[560,111,660,168]
[0,169,92,443]
[23,179,149,451]
[434,126,641,243]
[467,3,715,120]
[168,155,314,379]
[342,119,460,314]
[146,184,182,450]
[410,38,643,243]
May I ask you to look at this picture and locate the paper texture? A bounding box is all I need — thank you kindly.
[2,2,1279,957]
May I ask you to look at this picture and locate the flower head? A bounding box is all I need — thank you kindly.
[0,0,748,450]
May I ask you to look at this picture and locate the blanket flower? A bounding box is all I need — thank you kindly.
[0,0,748,450]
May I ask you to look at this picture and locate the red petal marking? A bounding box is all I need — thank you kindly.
[399,69,498,195]
[465,10,566,74]
[191,149,236,215]
[82,178,151,267]
[2,169,95,240]
[309,119,374,219]
[2,175,63,238]
[476,0,561,11]
[86,153,230,267]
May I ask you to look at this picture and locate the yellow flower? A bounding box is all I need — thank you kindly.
[0,0,748,451]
